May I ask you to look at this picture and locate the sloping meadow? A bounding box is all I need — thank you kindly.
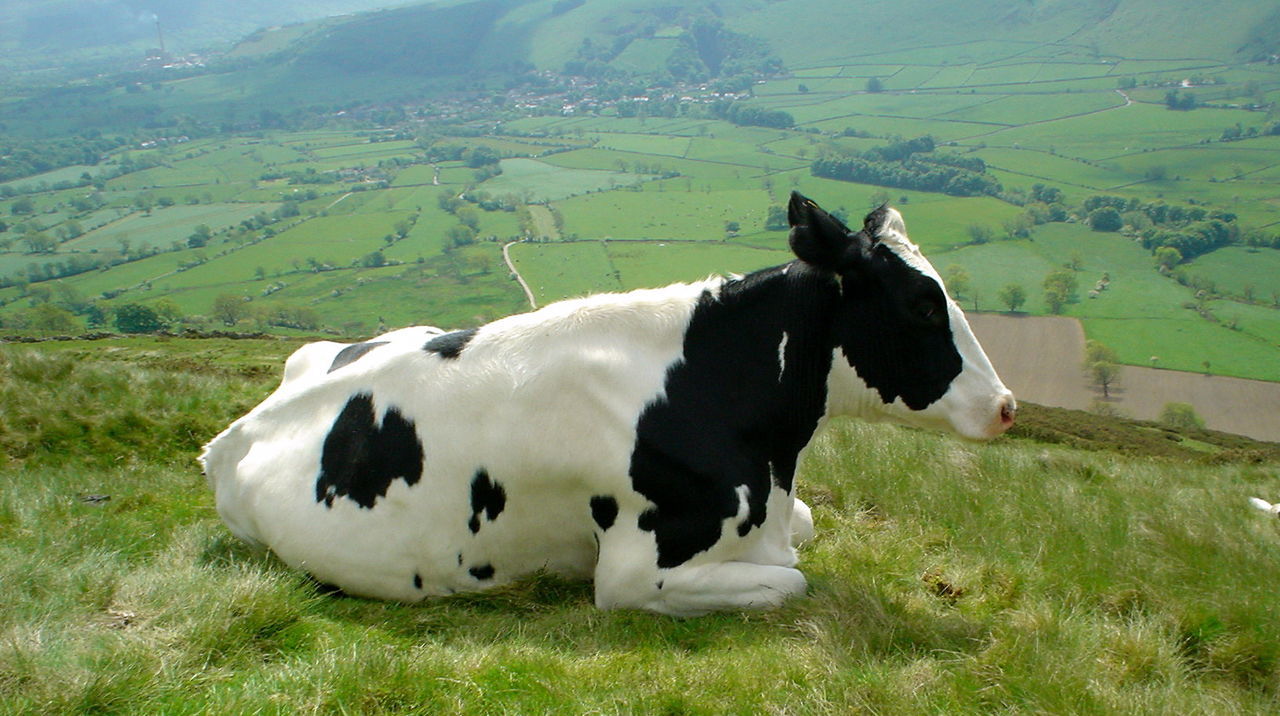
[1,338,1279,713]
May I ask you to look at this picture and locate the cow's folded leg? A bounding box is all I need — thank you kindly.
[595,557,807,617]
[790,497,814,546]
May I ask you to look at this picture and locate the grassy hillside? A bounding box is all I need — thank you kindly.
[2,338,1279,712]
[0,0,429,74]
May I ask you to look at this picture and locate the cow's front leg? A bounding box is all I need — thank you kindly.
[594,528,806,617]
[596,559,806,617]
[790,497,814,546]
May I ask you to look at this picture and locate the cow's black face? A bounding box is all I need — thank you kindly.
[787,193,962,410]
[836,239,962,409]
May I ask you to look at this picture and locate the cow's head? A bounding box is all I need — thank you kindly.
[788,192,1015,440]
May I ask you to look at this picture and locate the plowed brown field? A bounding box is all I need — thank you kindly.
[967,313,1280,443]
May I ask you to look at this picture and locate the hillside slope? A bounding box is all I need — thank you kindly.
[0,0,430,66]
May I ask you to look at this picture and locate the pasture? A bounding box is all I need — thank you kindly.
[477,158,649,202]
[1,340,1279,713]
[3,28,1280,395]
[65,204,279,253]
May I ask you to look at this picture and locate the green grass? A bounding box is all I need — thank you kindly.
[1084,316,1280,381]
[508,241,621,303]
[478,158,649,202]
[64,204,279,253]
[2,340,1279,712]
[558,188,773,240]
[607,241,789,290]
[1187,247,1280,301]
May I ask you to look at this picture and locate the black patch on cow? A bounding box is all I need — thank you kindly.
[590,495,618,531]
[788,192,964,410]
[413,573,423,590]
[835,243,962,410]
[469,564,495,581]
[629,264,839,569]
[315,393,424,509]
[328,341,389,373]
[423,328,477,359]
[468,470,505,533]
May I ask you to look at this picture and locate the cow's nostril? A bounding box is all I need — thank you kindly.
[999,399,1016,425]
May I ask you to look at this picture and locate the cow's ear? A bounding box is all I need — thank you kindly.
[788,192,857,270]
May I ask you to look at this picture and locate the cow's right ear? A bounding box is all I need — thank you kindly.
[787,192,857,271]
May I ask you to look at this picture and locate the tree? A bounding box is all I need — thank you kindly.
[1160,402,1204,431]
[22,231,56,254]
[1085,340,1118,365]
[943,264,970,300]
[997,283,1026,312]
[114,304,164,334]
[764,205,788,231]
[10,197,34,215]
[1084,340,1120,399]
[187,224,212,249]
[1089,360,1120,399]
[1043,269,1077,314]
[1153,246,1182,270]
[1087,206,1123,232]
[446,224,477,248]
[866,77,884,93]
[966,224,994,244]
[212,294,249,327]
[455,207,480,231]
[28,303,77,333]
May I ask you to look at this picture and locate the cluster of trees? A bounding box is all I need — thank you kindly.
[811,136,1001,197]
[1077,194,1240,264]
[0,134,127,184]
[709,101,795,129]
[0,291,192,336]
[424,143,501,168]
[1164,90,1198,111]
[812,155,1000,197]
[1141,220,1237,264]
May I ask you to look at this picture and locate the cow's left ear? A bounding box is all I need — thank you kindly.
[787,192,858,270]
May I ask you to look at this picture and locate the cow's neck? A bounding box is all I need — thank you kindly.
[658,262,841,490]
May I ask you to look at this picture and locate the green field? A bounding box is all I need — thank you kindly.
[478,158,650,202]
[1186,247,1280,301]
[65,204,278,253]
[3,3,1280,387]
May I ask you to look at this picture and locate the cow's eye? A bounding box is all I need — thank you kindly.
[915,299,943,324]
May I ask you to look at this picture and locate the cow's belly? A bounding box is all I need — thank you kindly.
[230,436,605,600]
[215,398,634,601]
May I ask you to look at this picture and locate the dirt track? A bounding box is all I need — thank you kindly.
[967,313,1280,443]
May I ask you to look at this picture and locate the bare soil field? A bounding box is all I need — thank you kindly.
[968,313,1280,443]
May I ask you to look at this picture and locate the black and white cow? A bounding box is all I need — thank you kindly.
[201,193,1015,616]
